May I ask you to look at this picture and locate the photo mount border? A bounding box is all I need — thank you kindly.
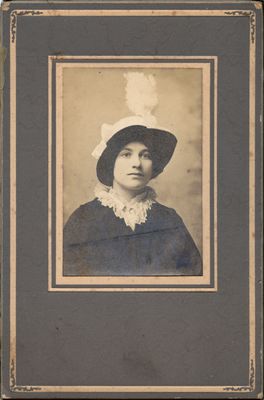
[49,56,217,292]
[7,6,257,395]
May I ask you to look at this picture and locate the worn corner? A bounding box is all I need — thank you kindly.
[254,1,263,10]
[1,385,12,399]
[1,2,10,12]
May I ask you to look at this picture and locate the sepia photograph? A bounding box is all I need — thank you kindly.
[59,64,205,277]
[4,5,261,396]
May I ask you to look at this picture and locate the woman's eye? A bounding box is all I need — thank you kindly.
[120,152,131,158]
[141,152,152,160]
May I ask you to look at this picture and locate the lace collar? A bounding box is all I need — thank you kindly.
[94,184,157,231]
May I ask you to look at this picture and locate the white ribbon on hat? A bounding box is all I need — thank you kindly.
[91,114,157,160]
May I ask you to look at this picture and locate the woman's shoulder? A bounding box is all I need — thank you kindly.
[64,199,105,230]
[71,198,105,214]
[145,201,184,231]
[63,199,107,244]
[152,201,183,221]
[78,198,103,213]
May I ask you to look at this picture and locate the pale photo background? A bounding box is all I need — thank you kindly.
[62,67,202,252]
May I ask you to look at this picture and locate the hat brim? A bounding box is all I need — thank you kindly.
[96,125,177,186]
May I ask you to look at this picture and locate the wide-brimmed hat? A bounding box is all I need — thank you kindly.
[92,116,177,186]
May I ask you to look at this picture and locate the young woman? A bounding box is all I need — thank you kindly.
[63,122,202,276]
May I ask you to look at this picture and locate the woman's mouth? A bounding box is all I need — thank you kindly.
[127,172,144,177]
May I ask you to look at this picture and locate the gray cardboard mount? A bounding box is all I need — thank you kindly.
[0,0,263,398]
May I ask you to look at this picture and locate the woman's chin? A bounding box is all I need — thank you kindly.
[123,182,147,191]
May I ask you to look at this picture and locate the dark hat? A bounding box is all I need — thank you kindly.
[96,125,177,186]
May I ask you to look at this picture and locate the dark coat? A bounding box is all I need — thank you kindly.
[63,199,202,276]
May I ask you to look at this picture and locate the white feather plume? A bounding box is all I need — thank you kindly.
[92,72,161,159]
[124,72,158,119]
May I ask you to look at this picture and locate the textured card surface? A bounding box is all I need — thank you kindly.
[1,0,263,398]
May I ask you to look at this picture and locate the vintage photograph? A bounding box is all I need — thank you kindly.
[61,65,203,276]
[4,4,261,396]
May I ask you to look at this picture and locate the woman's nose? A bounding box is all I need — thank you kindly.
[131,155,141,167]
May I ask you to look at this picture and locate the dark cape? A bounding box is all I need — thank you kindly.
[63,199,202,276]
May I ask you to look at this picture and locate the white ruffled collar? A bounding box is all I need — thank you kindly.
[94,184,157,231]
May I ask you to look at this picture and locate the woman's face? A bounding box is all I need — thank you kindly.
[113,142,153,191]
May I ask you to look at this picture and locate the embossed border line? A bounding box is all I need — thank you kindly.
[9,8,255,394]
[49,57,215,291]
